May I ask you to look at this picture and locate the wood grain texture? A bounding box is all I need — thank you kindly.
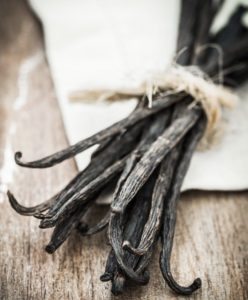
[0,1,247,299]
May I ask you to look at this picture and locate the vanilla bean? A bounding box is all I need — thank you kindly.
[42,111,170,227]
[203,6,248,78]
[103,113,171,291]
[107,173,157,285]
[39,156,128,228]
[15,95,181,169]
[111,106,201,214]
[159,117,206,295]
[123,101,192,256]
[113,111,170,203]
[100,249,118,282]
[101,217,129,285]
[175,0,199,65]
[107,214,148,285]
[45,202,92,254]
[213,6,247,48]
[7,191,57,216]
[192,0,223,66]
[109,173,159,293]
[101,249,153,292]
[123,145,181,256]
[39,121,144,219]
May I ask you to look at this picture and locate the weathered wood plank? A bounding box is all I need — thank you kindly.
[0,1,247,299]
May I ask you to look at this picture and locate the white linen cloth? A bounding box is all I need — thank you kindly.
[29,0,248,192]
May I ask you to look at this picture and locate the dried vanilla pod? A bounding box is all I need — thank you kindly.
[39,120,144,220]
[111,106,201,214]
[107,173,158,290]
[39,156,128,228]
[14,94,180,168]
[8,0,248,297]
[160,117,206,295]
[123,141,181,256]
[45,202,92,254]
[8,191,57,217]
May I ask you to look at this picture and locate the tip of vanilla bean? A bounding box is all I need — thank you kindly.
[45,244,56,254]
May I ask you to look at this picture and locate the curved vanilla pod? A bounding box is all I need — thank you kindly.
[7,191,57,217]
[39,157,128,228]
[14,95,180,168]
[102,244,152,294]
[100,199,147,286]
[122,99,191,256]
[111,106,201,214]
[10,121,140,220]
[42,111,168,226]
[107,214,149,285]
[113,111,170,207]
[102,113,170,290]
[40,121,144,219]
[34,103,144,220]
[122,146,181,256]
[45,202,92,254]
[159,117,206,295]
[108,173,157,286]
[110,174,156,292]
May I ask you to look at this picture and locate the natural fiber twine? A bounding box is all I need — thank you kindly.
[69,63,238,149]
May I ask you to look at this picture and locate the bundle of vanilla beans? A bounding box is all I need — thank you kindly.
[8,0,248,296]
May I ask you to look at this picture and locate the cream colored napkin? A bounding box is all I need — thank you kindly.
[29,0,248,191]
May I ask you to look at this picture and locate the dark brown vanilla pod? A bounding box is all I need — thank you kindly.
[123,145,181,256]
[39,156,128,228]
[8,0,248,297]
[100,249,117,282]
[45,202,92,254]
[8,190,57,217]
[14,94,181,169]
[121,100,189,257]
[111,105,201,214]
[107,172,158,289]
[159,117,206,295]
[40,121,144,219]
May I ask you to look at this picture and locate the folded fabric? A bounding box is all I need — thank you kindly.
[29,0,248,192]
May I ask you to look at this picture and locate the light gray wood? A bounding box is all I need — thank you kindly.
[0,1,247,299]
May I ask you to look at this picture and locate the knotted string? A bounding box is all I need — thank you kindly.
[69,46,238,149]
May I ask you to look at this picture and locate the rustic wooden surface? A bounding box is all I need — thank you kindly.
[0,1,247,299]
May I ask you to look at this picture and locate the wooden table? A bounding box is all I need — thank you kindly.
[0,1,247,299]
